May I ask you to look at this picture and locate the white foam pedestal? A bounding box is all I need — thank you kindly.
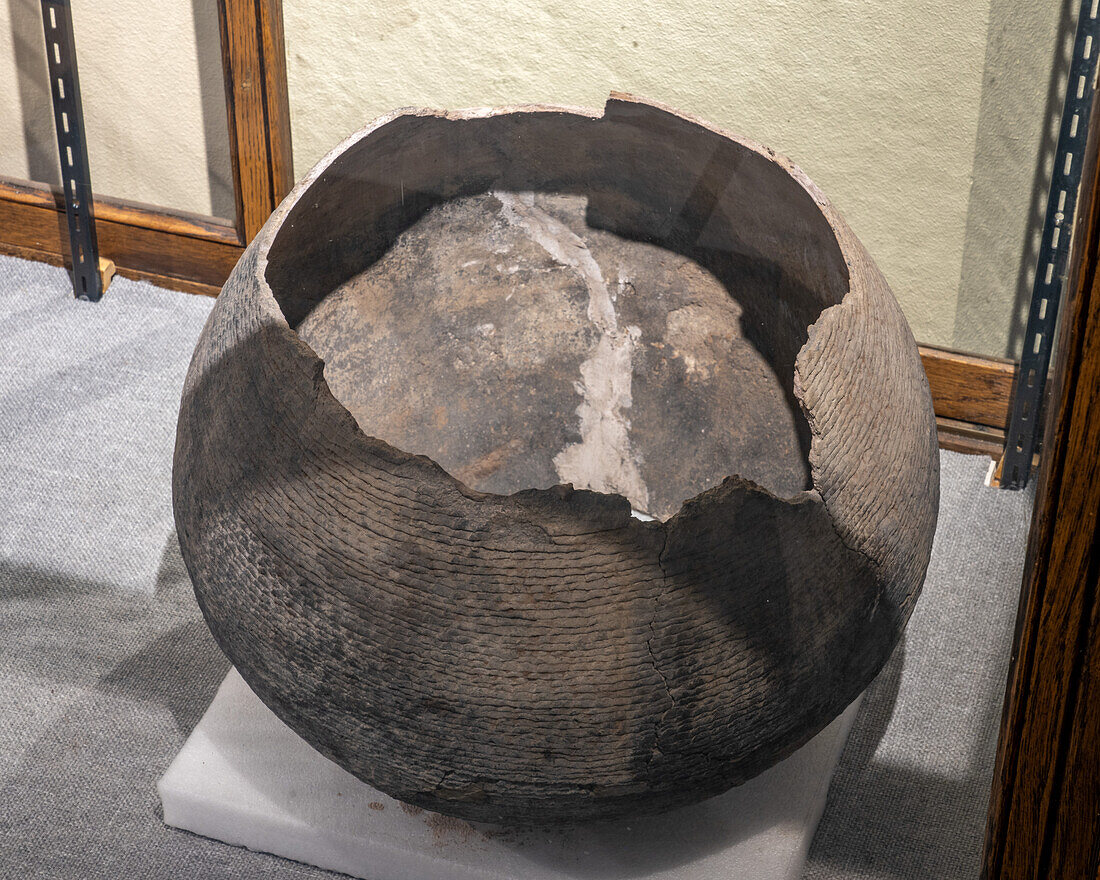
[160,669,860,880]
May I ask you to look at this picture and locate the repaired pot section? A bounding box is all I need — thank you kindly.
[173,94,939,824]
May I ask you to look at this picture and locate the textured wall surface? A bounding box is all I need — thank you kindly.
[954,0,1075,357]
[0,0,1072,356]
[0,0,233,218]
[283,0,1070,358]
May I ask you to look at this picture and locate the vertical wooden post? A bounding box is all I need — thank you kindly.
[982,82,1100,879]
[218,0,294,244]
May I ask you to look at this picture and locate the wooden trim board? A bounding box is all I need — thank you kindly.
[920,344,1015,458]
[0,176,240,296]
[218,0,294,242]
[982,72,1100,880]
[920,345,1016,430]
[934,416,1006,459]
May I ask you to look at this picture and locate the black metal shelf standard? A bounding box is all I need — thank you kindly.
[40,0,103,301]
[1001,0,1100,489]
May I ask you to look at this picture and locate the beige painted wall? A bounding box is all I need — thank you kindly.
[0,0,1071,357]
[0,0,233,219]
[282,0,1069,359]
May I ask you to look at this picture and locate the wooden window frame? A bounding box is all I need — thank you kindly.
[0,0,291,297]
[982,79,1100,880]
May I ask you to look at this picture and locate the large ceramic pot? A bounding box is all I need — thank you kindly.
[173,94,939,825]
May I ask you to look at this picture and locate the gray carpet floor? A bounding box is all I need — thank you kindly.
[0,256,1034,878]
[802,445,1033,879]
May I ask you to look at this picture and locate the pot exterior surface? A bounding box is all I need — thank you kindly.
[173,96,939,824]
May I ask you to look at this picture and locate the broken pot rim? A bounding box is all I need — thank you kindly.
[246,92,864,528]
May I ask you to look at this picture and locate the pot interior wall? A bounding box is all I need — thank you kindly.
[268,104,851,518]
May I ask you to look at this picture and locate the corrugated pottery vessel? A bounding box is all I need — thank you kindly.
[173,94,940,824]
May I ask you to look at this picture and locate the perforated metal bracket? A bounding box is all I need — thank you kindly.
[41,0,103,302]
[1000,0,1100,489]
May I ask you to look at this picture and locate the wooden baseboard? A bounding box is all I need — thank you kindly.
[935,416,1006,458]
[112,267,222,298]
[919,345,1015,458]
[0,176,242,295]
[0,238,223,297]
[919,345,1016,429]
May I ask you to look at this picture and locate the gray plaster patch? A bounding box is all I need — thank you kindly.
[494,191,650,513]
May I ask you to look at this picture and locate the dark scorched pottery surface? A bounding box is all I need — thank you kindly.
[173,94,940,824]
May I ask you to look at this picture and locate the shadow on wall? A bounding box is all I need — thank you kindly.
[191,0,236,220]
[10,0,57,186]
[6,0,235,220]
[955,0,1079,359]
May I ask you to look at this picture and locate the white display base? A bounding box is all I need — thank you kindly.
[160,669,860,880]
